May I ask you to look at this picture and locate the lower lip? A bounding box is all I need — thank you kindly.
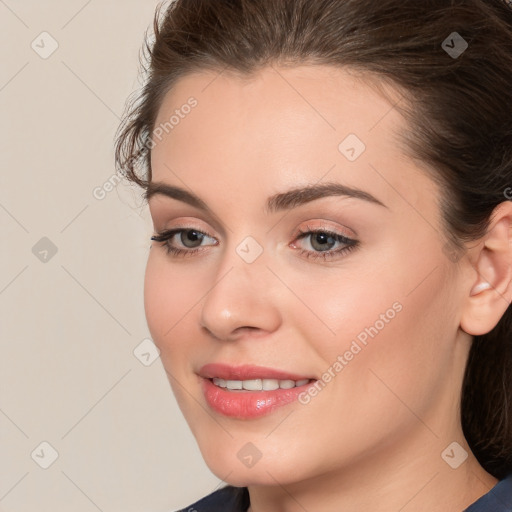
[201,377,316,419]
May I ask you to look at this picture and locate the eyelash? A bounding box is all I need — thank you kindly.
[150,225,359,262]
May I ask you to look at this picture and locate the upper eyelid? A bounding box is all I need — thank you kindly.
[154,215,356,235]
[149,207,229,238]
[155,224,352,236]
[148,195,372,237]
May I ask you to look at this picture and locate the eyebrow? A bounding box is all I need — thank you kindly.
[144,181,388,213]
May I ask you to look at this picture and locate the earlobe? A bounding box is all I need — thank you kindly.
[460,201,512,336]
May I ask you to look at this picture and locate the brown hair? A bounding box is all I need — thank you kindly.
[115,0,512,481]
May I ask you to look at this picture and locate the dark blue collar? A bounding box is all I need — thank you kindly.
[179,474,512,512]
[465,473,512,511]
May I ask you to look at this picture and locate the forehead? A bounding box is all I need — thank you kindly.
[150,64,436,214]
[153,64,404,146]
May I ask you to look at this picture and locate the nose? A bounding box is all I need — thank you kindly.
[199,253,282,342]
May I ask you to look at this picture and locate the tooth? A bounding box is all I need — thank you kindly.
[213,378,312,390]
[212,378,226,387]
[262,379,280,390]
[242,379,263,391]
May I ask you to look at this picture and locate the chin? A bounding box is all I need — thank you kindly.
[210,464,287,487]
[200,443,308,487]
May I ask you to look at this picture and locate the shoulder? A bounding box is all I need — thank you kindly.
[174,485,250,512]
[465,473,512,511]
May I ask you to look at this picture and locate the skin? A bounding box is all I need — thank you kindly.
[145,64,512,511]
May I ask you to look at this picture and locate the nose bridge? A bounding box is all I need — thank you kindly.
[199,233,281,340]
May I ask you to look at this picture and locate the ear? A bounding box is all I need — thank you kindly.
[460,201,512,336]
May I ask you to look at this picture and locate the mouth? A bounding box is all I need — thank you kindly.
[198,363,318,418]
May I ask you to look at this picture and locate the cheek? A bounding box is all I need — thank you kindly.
[143,254,204,416]
[308,264,455,426]
[143,252,198,354]
[286,248,455,404]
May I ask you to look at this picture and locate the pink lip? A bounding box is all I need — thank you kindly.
[198,363,314,381]
[198,363,317,419]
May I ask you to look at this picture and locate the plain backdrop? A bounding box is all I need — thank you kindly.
[0,1,223,510]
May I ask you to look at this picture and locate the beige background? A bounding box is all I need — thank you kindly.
[0,1,222,510]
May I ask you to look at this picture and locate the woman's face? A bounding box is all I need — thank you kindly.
[145,65,468,487]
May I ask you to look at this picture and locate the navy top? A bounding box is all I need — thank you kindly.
[175,473,512,511]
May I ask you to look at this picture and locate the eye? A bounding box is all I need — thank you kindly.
[291,225,359,261]
[150,225,360,261]
[150,228,217,257]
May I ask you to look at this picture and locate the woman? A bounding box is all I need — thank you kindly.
[114,0,512,510]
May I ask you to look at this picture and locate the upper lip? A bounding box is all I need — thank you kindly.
[199,363,316,381]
